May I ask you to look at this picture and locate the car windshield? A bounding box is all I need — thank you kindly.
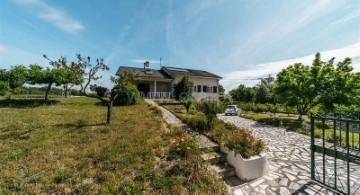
[226,106,235,109]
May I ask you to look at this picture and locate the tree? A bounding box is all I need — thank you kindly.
[274,53,359,119]
[0,65,28,99]
[27,64,68,102]
[65,54,138,125]
[173,75,193,100]
[318,57,360,112]
[196,101,222,131]
[256,75,276,104]
[218,84,225,95]
[229,84,254,103]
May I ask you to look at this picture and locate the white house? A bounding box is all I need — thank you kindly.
[116,62,221,101]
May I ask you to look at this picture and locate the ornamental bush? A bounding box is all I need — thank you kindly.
[112,83,140,106]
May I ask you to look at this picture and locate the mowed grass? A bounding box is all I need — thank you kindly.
[0,97,227,194]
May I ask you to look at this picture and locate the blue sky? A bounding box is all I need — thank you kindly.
[0,0,359,91]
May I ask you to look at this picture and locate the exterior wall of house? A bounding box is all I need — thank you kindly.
[171,74,219,101]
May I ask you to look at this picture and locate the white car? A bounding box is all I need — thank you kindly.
[224,105,241,116]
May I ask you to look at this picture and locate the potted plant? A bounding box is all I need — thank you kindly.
[210,128,268,181]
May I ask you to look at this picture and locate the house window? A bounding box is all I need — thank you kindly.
[193,86,197,92]
[213,86,217,93]
[203,85,207,92]
[197,85,201,92]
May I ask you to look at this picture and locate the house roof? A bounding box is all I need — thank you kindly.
[116,66,222,80]
[162,66,222,79]
[116,66,172,79]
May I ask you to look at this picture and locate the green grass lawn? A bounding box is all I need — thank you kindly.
[0,97,227,194]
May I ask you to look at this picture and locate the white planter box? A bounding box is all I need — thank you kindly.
[220,144,267,181]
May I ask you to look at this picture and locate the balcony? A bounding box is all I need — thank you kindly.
[140,92,172,99]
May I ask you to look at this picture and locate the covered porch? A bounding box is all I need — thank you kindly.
[136,79,173,99]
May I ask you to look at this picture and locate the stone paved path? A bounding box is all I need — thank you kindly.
[145,99,184,127]
[218,114,360,195]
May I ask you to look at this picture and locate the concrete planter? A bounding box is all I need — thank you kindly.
[220,144,267,181]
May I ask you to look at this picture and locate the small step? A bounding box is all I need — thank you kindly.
[199,135,220,152]
[201,152,226,164]
[209,163,235,178]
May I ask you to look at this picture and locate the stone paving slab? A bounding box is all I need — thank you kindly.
[218,114,360,195]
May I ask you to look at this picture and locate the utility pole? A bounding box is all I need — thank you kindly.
[160,57,162,68]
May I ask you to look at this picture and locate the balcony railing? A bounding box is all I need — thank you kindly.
[140,92,172,99]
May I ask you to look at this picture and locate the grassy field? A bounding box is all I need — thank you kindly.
[0,97,227,194]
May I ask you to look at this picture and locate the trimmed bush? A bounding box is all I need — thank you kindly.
[112,84,140,106]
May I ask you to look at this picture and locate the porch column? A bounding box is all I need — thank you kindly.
[154,81,157,97]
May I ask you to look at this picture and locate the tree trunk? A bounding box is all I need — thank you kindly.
[45,82,53,102]
[64,85,68,98]
[106,101,113,125]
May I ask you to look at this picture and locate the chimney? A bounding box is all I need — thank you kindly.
[144,61,153,74]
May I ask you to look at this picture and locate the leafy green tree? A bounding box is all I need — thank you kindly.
[0,65,28,99]
[256,75,276,104]
[318,58,360,112]
[218,84,225,95]
[196,101,222,131]
[254,84,268,104]
[229,84,254,103]
[274,53,359,119]
[90,85,108,97]
[27,64,69,102]
[173,75,193,100]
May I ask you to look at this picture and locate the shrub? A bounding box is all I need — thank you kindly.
[90,85,108,97]
[0,81,8,96]
[177,113,207,132]
[181,98,193,113]
[222,130,267,158]
[168,131,200,160]
[196,101,222,131]
[112,83,140,106]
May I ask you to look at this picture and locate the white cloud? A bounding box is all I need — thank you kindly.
[12,0,84,33]
[220,42,360,92]
[281,0,336,34]
[0,44,8,52]
[331,11,360,25]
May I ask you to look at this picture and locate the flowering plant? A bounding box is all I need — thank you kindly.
[168,132,199,159]
[222,129,267,159]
